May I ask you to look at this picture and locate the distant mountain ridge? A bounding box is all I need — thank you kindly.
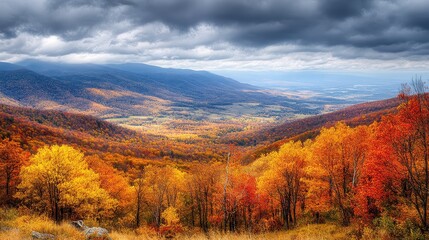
[0,60,310,119]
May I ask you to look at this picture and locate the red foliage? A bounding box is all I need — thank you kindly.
[159,224,184,238]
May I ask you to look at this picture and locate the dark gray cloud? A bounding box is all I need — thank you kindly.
[0,0,428,69]
[121,0,429,51]
[320,0,372,19]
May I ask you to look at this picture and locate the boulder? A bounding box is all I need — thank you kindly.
[71,220,111,240]
[71,220,89,231]
[31,231,55,239]
[84,227,111,240]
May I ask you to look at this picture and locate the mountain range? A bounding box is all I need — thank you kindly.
[0,59,406,174]
[0,60,347,120]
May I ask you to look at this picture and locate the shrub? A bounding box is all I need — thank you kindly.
[358,216,429,240]
[159,224,184,239]
[0,208,18,226]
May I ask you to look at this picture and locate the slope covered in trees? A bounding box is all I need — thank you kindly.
[0,103,149,155]
[1,81,429,239]
[0,104,139,140]
[235,97,400,145]
[233,97,401,163]
[0,104,226,162]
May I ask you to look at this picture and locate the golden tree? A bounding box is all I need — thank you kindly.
[136,165,186,227]
[16,145,116,223]
[256,141,309,229]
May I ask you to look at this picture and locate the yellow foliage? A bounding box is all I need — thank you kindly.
[16,145,117,222]
[142,165,187,208]
[162,206,180,225]
[255,141,308,196]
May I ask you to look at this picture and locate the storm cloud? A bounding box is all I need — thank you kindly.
[1,0,428,70]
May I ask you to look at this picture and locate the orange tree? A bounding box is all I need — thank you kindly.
[366,80,429,230]
[0,139,29,205]
[311,122,369,226]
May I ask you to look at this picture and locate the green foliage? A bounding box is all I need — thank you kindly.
[355,216,428,240]
[0,208,18,221]
[373,215,401,238]
[0,207,18,228]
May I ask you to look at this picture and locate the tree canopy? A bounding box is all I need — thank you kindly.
[16,145,116,223]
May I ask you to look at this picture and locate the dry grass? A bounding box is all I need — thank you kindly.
[0,222,352,240]
[1,208,351,240]
[108,224,352,240]
[0,211,84,240]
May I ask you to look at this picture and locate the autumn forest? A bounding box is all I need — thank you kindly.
[0,78,428,239]
[2,0,429,238]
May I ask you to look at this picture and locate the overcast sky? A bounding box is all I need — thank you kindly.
[1,0,429,71]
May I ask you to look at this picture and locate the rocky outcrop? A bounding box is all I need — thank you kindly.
[84,227,111,240]
[71,220,111,240]
[71,220,89,231]
[31,231,55,239]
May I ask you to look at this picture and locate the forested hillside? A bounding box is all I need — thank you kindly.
[0,104,227,163]
[233,97,401,145]
[233,97,401,163]
[1,81,429,239]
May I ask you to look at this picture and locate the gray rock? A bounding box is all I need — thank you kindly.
[71,220,89,231]
[71,220,111,240]
[31,231,55,239]
[84,227,111,240]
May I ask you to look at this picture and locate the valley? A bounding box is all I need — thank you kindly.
[0,60,427,240]
[0,60,409,163]
[0,61,334,151]
[1,60,404,142]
